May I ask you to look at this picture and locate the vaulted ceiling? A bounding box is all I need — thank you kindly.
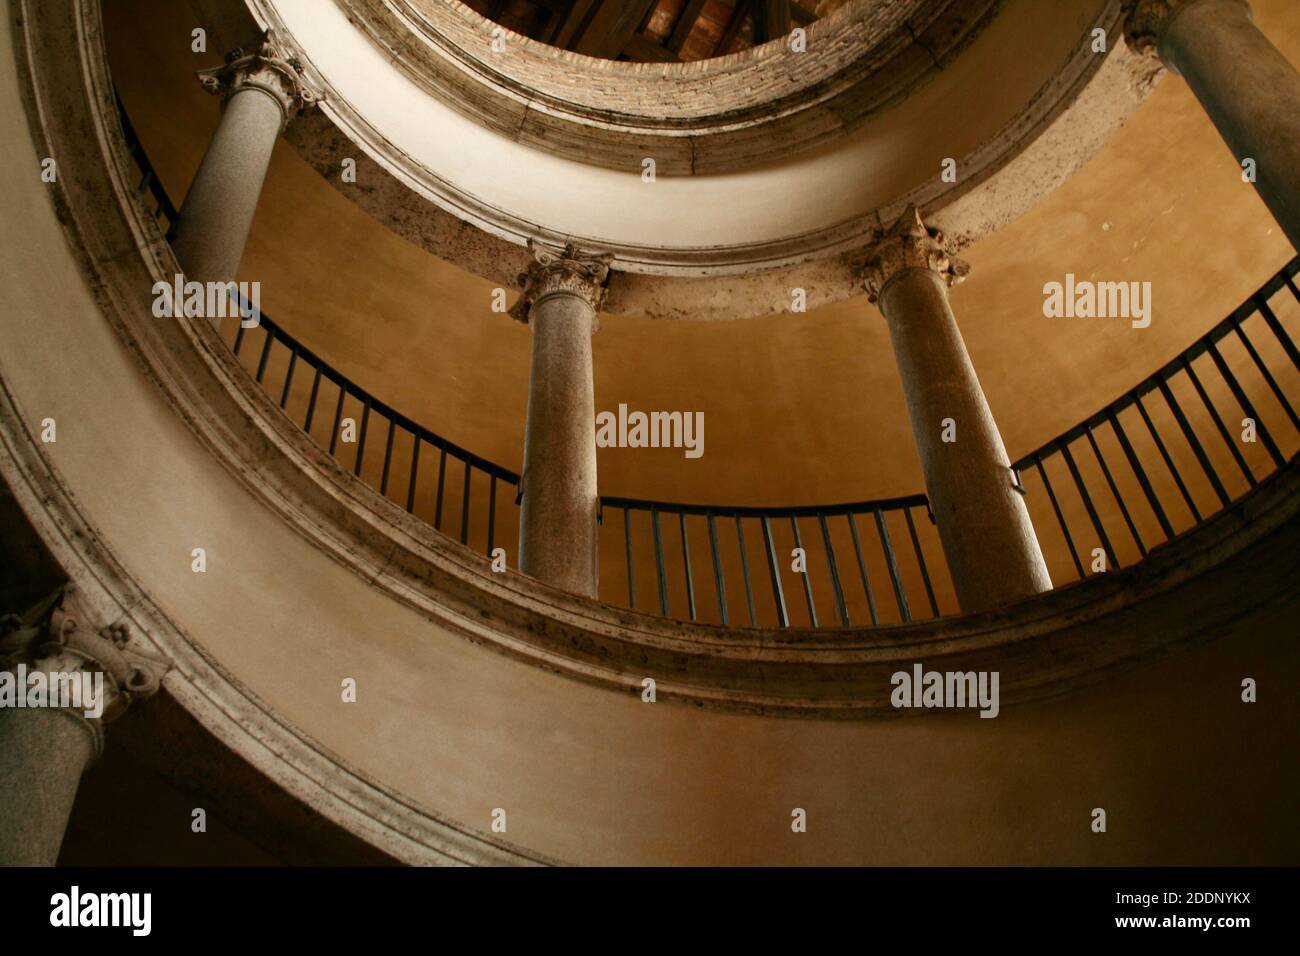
[461,0,822,61]
[106,0,1300,510]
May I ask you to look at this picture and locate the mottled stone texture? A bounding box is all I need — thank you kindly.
[344,0,1001,174]
[1153,0,1300,252]
[519,294,600,597]
[0,707,96,865]
[171,86,283,288]
[880,268,1052,613]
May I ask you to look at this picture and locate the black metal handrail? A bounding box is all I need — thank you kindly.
[231,311,520,549]
[602,493,937,627]
[1011,259,1300,581]
[115,93,179,237]
[115,94,1299,629]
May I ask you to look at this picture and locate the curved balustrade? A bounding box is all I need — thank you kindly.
[117,95,1300,629]
[1013,263,1300,583]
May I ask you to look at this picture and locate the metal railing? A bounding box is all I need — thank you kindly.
[117,95,179,239]
[115,94,1300,629]
[602,494,940,627]
[1011,261,1300,582]
[230,312,520,553]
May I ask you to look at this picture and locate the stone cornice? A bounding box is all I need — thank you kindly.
[16,0,1298,869]
[509,241,613,324]
[249,0,1157,299]
[14,0,551,867]
[858,205,971,304]
[19,0,1300,717]
[197,30,323,129]
[333,0,1003,176]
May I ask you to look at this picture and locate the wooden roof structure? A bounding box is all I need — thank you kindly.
[462,0,823,61]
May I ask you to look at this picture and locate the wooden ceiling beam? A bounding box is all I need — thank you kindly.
[757,0,791,43]
[715,0,754,56]
[667,0,708,54]
[573,0,659,58]
[549,0,598,48]
[625,32,680,62]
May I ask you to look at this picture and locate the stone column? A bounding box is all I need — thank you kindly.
[171,32,321,287]
[510,242,612,598]
[0,587,167,865]
[862,207,1052,614]
[1125,0,1300,252]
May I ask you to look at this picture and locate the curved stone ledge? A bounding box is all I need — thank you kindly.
[13,0,1294,717]
[7,0,556,867]
[334,0,1002,176]
[244,0,1160,307]
[8,0,1299,868]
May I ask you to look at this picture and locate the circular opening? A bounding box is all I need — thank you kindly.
[463,0,828,63]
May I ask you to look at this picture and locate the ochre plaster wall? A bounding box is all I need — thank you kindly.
[3,8,1299,864]
[103,0,1299,516]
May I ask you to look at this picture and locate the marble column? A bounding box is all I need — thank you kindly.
[1125,0,1300,252]
[171,32,321,289]
[510,242,612,598]
[862,207,1052,614]
[0,587,166,865]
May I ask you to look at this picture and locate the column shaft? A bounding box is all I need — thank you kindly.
[169,34,319,290]
[0,707,96,866]
[170,87,283,284]
[880,269,1052,613]
[1158,0,1300,251]
[519,293,600,597]
[0,587,166,866]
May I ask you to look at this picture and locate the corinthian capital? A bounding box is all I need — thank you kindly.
[509,240,614,324]
[859,206,971,304]
[197,30,323,130]
[1122,0,1249,56]
[0,585,168,736]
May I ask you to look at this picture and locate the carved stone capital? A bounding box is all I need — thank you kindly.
[1122,0,1249,57]
[509,240,613,325]
[1,585,169,730]
[858,206,970,304]
[197,31,323,130]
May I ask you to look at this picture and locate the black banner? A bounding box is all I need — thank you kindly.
[0,866,1285,942]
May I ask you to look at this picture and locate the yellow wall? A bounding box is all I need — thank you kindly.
[4,4,1299,864]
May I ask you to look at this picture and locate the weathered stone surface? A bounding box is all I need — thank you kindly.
[858,205,970,304]
[173,32,324,286]
[0,586,167,865]
[515,243,606,598]
[332,0,1001,175]
[253,0,1157,311]
[195,31,321,129]
[10,0,1300,868]
[859,207,1050,613]
[510,241,613,323]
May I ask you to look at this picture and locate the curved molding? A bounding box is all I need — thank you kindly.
[0,384,554,867]
[336,0,1002,176]
[9,0,553,868]
[13,0,1297,731]
[245,0,1161,309]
